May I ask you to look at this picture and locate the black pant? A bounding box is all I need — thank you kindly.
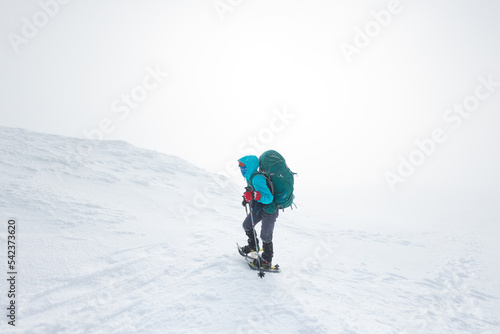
[242,208,279,243]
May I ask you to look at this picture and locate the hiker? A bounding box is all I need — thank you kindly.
[238,155,279,268]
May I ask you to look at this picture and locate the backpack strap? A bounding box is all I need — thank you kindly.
[249,171,274,196]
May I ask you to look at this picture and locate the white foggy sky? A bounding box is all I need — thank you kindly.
[1,0,500,200]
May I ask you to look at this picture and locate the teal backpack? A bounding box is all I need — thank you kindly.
[251,150,296,210]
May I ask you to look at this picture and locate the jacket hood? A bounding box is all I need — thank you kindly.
[238,155,259,182]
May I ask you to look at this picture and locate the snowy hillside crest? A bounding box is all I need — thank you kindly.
[0,126,499,333]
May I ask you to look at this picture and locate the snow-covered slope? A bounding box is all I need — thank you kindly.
[0,126,499,333]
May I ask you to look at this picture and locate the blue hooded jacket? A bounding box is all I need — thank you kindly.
[238,155,274,205]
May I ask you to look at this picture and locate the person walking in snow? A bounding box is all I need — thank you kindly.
[238,155,279,269]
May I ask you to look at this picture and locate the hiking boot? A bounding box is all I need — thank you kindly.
[253,257,272,269]
[241,244,257,254]
[242,229,259,254]
[252,242,273,268]
[261,241,273,263]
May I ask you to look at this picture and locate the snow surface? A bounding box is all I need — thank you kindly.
[0,126,499,333]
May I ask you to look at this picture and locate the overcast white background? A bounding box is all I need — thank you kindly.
[1,0,500,214]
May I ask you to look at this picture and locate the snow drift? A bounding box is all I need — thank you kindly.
[0,126,499,333]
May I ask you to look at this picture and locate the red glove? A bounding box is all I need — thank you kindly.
[243,191,261,202]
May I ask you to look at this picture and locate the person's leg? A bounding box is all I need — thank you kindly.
[260,210,279,262]
[242,210,262,231]
[241,210,263,253]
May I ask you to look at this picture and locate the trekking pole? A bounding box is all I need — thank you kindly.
[247,202,265,278]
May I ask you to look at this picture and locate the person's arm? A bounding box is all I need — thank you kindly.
[251,174,273,204]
